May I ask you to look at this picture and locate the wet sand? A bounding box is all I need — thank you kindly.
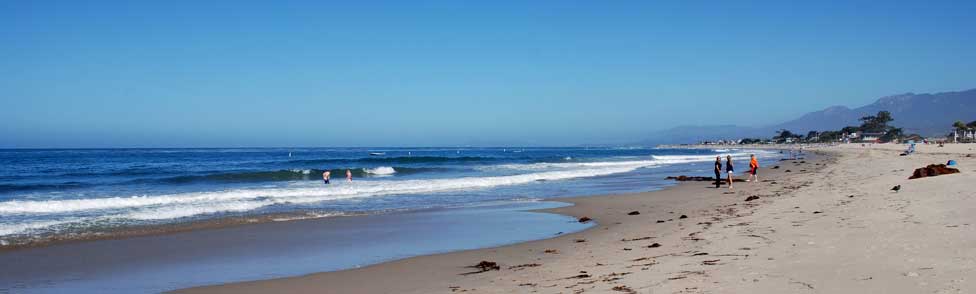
[0,201,589,294]
[177,143,976,293]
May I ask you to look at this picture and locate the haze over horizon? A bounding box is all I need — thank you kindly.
[2,1,975,148]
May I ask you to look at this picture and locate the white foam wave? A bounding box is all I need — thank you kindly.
[364,166,396,175]
[652,149,777,163]
[0,161,658,236]
[0,150,781,237]
[482,151,771,173]
[270,212,345,222]
[0,202,276,236]
[0,220,74,236]
[122,201,273,221]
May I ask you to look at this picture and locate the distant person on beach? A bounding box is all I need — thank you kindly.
[714,156,722,188]
[323,170,331,184]
[346,169,353,182]
[747,154,759,182]
[726,155,735,190]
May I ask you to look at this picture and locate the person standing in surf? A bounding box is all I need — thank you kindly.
[346,169,353,182]
[714,156,723,188]
[726,155,735,190]
[747,154,759,182]
[322,170,331,184]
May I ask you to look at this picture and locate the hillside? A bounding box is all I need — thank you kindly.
[643,88,976,144]
[771,89,976,135]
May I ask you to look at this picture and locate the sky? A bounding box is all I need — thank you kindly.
[1,1,975,148]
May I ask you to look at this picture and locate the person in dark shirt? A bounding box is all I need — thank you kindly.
[714,156,722,188]
[726,155,735,190]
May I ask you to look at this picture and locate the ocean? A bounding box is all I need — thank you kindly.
[0,147,779,243]
[0,147,783,293]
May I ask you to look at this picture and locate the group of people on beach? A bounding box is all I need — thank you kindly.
[714,154,759,190]
[321,169,353,184]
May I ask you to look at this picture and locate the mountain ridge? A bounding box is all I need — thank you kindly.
[642,88,976,144]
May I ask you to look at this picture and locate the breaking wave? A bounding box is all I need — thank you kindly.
[0,161,657,236]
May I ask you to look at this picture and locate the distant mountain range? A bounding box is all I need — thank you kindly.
[641,88,976,145]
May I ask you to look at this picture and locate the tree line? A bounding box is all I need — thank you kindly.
[735,111,974,144]
[769,111,905,143]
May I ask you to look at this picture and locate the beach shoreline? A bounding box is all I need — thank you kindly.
[0,147,734,253]
[177,143,976,293]
[5,147,795,293]
[173,149,821,294]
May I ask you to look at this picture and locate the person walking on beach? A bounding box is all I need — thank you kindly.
[747,154,759,182]
[322,170,331,184]
[714,156,723,188]
[726,155,735,190]
[346,169,353,182]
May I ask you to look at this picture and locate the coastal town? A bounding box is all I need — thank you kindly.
[695,111,976,145]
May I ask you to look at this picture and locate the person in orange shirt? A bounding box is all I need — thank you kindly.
[747,154,759,182]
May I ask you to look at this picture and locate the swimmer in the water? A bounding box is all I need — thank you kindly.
[323,170,331,184]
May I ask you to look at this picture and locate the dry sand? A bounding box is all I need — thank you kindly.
[176,143,976,294]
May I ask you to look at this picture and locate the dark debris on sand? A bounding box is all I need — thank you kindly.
[565,274,591,279]
[612,285,636,293]
[908,164,960,179]
[508,263,541,270]
[460,261,500,275]
[667,175,745,182]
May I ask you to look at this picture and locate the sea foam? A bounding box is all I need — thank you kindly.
[0,150,778,237]
[363,166,396,175]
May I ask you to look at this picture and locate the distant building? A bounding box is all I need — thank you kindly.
[952,129,976,143]
[903,134,924,142]
[842,132,858,143]
[860,132,885,143]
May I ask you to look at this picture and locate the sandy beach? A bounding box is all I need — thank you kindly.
[175,143,976,294]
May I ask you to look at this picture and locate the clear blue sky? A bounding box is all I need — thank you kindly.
[2,1,974,147]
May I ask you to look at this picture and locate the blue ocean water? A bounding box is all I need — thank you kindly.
[0,147,780,240]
